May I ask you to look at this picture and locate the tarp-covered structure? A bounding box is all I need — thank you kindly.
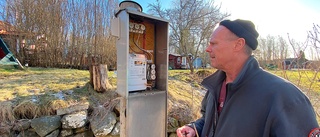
[0,37,23,68]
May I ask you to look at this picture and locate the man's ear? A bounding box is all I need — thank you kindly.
[234,38,246,51]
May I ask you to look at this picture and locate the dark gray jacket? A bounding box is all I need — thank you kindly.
[192,56,319,137]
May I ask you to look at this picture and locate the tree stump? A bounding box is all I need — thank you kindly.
[89,64,110,93]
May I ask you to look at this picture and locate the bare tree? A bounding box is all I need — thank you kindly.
[299,24,320,119]
[1,0,119,69]
[256,37,268,66]
[149,0,229,73]
[277,35,289,60]
[255,35,290,68]
[308,24,320,60]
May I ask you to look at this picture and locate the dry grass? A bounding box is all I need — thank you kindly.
[13,100,40,119]
[167,69,215,125]
[40,99,69,116]
[0,66,118,123]
[90,97,121,121]
[0,101,15,123]
[1,66,319,125]
[0,66,91,101]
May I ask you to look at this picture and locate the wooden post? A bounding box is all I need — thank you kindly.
[120,97,127,137]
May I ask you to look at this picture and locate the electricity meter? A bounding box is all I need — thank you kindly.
[128,54,147,92]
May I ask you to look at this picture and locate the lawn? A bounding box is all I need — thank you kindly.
[0,66,319,124]
[0,66,121,121]
[270,69,320,94]
[0,66,92,101]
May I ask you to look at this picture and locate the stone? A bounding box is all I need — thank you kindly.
[31,115,61,137]
[45,129,59,137]
[59,129,73,137]
[110,122,120,135]
[90,110,117,137]
[57,103,89,115]
[13,119,31,131]
[17,129,40,137]
[61,111,87,129]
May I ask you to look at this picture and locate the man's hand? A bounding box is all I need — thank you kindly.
[176,125,196,137]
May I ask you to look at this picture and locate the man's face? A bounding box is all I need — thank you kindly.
[205,26,237,70]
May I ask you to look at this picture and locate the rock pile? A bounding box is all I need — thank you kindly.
[0,103,120,137]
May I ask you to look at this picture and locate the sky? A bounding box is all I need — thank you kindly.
[125,0,320,42]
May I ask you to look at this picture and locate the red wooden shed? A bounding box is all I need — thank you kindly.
[169,53,182,69]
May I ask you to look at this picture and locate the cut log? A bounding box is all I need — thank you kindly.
[89,64,110,93]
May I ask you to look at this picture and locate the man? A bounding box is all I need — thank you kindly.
[176,19,319,137]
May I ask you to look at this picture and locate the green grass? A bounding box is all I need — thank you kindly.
[270,70,320,94]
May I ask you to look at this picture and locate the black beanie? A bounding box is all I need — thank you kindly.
[219,19,259,50]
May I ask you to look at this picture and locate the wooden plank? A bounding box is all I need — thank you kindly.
[120,97,127,137]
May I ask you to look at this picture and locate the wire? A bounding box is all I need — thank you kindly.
[129,33,142,53]
[132,32,153,62]
[129,44,140,53]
